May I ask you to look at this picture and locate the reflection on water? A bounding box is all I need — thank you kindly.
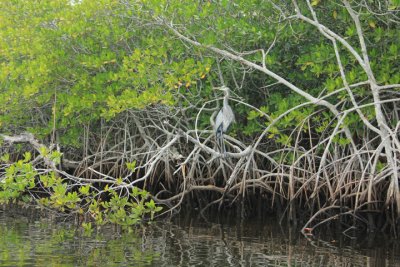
[1,208,400,267]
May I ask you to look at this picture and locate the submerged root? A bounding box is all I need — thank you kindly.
[1,100,400,234]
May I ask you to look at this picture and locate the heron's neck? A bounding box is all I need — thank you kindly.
[223,91,229,107]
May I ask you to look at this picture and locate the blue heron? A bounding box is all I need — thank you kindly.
[214,86,235,155]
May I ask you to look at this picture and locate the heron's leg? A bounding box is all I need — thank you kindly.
[221,134,227,158]
[216,131,227,158]
[218,135,222,154]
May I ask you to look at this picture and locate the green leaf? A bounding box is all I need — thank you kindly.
[0,154,10,163]
[145,199,156,209]
[23,152,31,162]
[311,0,320,6]
[79,184,91,196]
[126,161,136,171]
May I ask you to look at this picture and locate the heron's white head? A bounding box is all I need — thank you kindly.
[214,86,230,97]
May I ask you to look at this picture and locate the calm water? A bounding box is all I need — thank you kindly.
[1,208,400,267]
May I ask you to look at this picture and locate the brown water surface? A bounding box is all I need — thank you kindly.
[0,208,399,266]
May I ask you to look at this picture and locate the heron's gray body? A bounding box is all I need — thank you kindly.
[214,103,234,138]
[213,86,235,155]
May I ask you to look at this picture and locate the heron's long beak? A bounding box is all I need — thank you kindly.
[213,86,228,91]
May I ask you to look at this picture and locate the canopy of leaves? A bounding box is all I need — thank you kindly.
[0,0,212,145]
[1,0,399,148]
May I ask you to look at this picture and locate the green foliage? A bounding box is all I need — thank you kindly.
[0,153,10,163]
[0,156,37,203]
[126,161,137,172]
[0,0,211,145]
[2,0,396,152]
[81,222,94,236]
[0,0,398,141]
[0,159,163,228]
[1,1,399,228]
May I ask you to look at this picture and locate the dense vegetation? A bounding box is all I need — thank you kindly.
[1,0,400,234]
